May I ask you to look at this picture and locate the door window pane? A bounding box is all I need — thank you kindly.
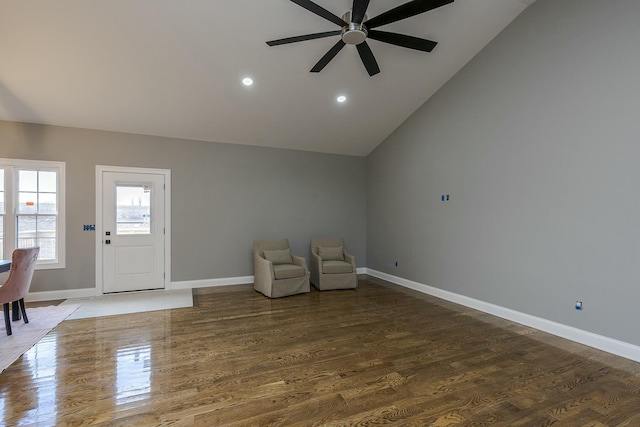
[116,184,151,235]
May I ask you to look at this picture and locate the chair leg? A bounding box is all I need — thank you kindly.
[3,303,12,336]
[19,299,29,324]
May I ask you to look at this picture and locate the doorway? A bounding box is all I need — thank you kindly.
[96,166,171,294]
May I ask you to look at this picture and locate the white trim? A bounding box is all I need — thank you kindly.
[171,276,254,290]
[95,165,171,295]
[168,270,366,289]
[365,268,640,363]
[25,287,98,302]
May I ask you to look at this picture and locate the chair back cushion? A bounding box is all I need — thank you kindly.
[317,246,344,261]
[0,247,40,304]
[311,237,346,258]
[253,239,290,257]
[263,249,293,265]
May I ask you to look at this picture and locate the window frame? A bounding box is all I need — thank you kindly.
[0,158,66,269]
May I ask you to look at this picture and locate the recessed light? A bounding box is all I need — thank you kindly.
[242,77,254,86]
[336,95,347,103]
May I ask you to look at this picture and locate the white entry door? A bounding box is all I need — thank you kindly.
[102,171,166,293]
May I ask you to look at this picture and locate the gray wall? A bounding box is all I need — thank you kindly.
[0,121,366,293]
[367,0,640,346]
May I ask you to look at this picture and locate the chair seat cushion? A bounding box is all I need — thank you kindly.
[273,264,306,280]
[322,260,353,274]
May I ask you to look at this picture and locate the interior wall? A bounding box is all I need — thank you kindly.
[367,0,640,346]
[0,121,366,293]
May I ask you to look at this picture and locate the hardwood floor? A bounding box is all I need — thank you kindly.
[2,276,640,426]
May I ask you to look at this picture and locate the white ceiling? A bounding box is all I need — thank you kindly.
[0,0,536,156]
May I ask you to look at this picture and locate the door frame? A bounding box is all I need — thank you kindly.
[95,165,171,295]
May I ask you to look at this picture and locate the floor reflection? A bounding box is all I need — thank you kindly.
[1,308,171,425]
[0,334,59,424]
[115,344,152,405]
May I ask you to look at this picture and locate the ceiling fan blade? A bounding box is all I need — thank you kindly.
[290,0,347,27]
[368,30,437,52]
[351,0,371,24]
[311,40,346,73]
[356,41,380,76]
[366,0,454,29]
[267,30,341,46]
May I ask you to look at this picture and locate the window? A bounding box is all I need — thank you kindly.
[116,184,151,235]
[0,169,4,260]
[0,159,65,269]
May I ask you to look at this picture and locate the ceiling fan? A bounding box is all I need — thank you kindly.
[266,0,454,76]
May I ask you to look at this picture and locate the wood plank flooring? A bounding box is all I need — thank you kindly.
[2,276,640,426]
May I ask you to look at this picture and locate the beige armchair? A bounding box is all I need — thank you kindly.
[253,239,310,298]
[310,238,357,291]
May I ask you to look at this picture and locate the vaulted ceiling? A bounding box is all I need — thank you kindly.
[0,0,536,156]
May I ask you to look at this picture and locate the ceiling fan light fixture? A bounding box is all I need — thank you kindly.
[341,11,368,45]
[342,23,367,45]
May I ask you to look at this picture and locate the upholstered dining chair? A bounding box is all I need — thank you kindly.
[310,238,357,291]
[253,239,310,298]
[0,247,40,335]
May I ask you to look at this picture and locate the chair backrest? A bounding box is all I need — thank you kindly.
[253,239,290,257]
[0,247,40,304]
[311,238,345,254]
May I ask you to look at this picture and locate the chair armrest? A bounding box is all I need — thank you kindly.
[311,251,321,267]
[345,252,356,269]
[310,250,322,276]
[292,254,308,270]
[254,253,275,281]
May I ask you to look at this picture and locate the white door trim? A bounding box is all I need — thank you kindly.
[95,165,171,295]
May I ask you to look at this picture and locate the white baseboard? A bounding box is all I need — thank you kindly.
[365,268,640,363]
[171,275,254,290]
[26,287,98,302]
[172,270,366,290]
[26,268,365,301]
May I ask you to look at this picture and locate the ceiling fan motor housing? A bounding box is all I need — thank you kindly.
[341,11,368,45]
